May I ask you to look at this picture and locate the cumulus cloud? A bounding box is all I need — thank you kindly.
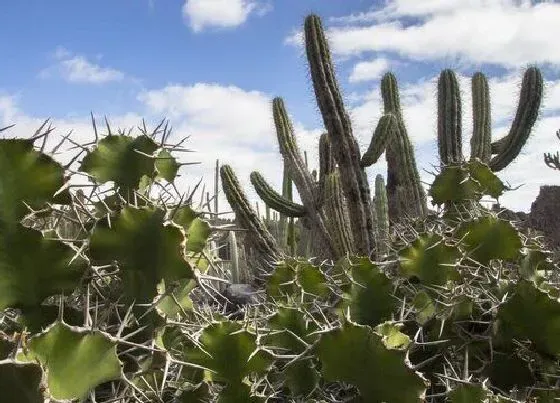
[39,47,126,84]
[290,1,560,68]
[182,0,271,33]
[349,58,391,83]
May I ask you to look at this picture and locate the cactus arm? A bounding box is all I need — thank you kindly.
[380,72,428,220]
[361,114,397,167]
[437,69,463,166]
[470,72,492,163]
[220,165,280,273]
[489,67,543,172]
[250,171,307,217]
[304,14,374,255]
[228,230,240,284]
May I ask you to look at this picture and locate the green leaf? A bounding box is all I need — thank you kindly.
[79,135,158,190]
[413,291,436,325]
[171,206,211,254]
[375,322,411,350]
[183,321,274,384]
[264,307,318,353]
[0,224,86,310]
[448,384,490,402]
[457,217,521,265]
[22,322,121,401]
[0,139,69,226]
[398,234,461,286]
[485,352,534,391]
[156,279,196,320]
[315,321,426,402]
[520,249,551,281]
[346,258,397,327]
[155,149,180,182]
[18,304,84,334]
[0,360,44,403]
[296,262,330,298]
[88,207,194,303]
[467,160,507,199]
[429,166,479,205]
[266,262,297,300]
[282,360,319,397]
[497,280,560,357]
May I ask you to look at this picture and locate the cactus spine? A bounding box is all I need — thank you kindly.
[220,165,280,276]
[304,14,375,255]
[380,72,428,220]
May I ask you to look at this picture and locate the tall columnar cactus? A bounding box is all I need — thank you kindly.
[220,165,280,276]
[374,174,390,258]
[488,67,543,172]
[304,14,375,255]
[471,72,492,163]
[437,69,463,166]
[435,67,542,172]
[380,72,428,220]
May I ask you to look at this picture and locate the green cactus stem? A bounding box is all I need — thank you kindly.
[323,170,355,257]
[305,14,374,255]
[250,171,306,218]
[361,114,398,167]
[272,98,338,258]
[470,72,492,163]
[489,66,543,172]
[380,72,428,220]
[374,174,390,258]
[220,165,280,275]
[437,69,463,166]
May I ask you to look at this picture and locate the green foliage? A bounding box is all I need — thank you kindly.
[20,322,121,400]
[0,14,557,403]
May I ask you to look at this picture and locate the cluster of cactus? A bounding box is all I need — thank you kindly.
[436,68,542,169]
[220,15,429,269]
[220,15,544,272]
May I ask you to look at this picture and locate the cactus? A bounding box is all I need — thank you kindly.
[250,171,306,218]
[220,165,280,276]
[374,175,390,258]
[488,67,543,172]
[304,14,375,255]
[380,72,428,220]
[437,69,463,166]
[228,230,240,284]
[323,170,355,256]
[361,114,398,167]
[470,73,492,163]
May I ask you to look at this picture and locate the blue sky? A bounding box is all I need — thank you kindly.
[2,0,560,213]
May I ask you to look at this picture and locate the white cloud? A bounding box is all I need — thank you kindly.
[40,47,125,84]
[292,1,560,68]
[182,0,271,33]
[349,58,391,83]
